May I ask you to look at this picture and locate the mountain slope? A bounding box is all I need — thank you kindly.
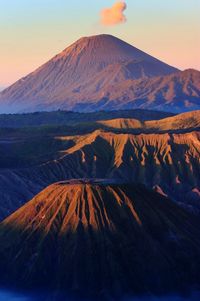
[0,34,178,113]
[0,181,200,298]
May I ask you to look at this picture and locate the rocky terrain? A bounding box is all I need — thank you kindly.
[28,130,200,207]
[0,181,200,299]
[1,110,200,220]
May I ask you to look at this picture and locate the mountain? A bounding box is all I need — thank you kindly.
[0,181,200,298]
[101,69,200,113]
[0,34,178,113]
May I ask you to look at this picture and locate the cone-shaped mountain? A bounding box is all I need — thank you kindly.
[0,34,180,113]
[0,181,200,298]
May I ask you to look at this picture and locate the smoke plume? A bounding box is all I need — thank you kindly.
[101,1,127,26]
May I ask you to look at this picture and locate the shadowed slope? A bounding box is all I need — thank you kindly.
[0,181,200,298]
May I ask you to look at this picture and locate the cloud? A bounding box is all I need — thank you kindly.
[101,1,127,26]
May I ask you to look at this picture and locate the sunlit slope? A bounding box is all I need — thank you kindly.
[98,118,144,129]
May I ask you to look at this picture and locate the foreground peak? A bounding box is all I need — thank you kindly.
[0,182,200,297]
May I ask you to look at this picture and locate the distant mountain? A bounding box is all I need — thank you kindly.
[0,34,179,113]
[0,181,200,297]
[101,68,200,113]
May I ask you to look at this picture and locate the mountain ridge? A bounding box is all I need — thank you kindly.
[102,68,200,113]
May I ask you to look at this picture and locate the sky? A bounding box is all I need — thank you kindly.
[0,0,199,87]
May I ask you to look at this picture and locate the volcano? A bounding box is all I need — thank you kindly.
[0,34,179,113]
[0,181,200,298]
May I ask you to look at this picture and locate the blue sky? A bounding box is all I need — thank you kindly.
[0,0,199,86]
